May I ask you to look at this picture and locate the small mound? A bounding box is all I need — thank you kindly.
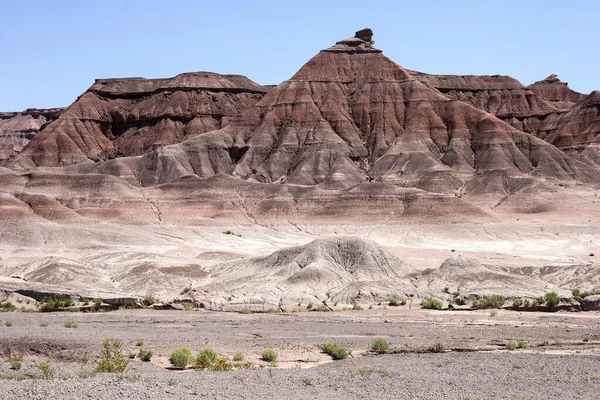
[192,236,419,310]
[418,255,552,297]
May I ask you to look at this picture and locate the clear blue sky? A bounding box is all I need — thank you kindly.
[1,0,598,110]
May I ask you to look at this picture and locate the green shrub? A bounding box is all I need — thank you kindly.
[195,348,218,370]
[261,349,278,362]
[0,301,16,312]
[138,349,153,362]
[64,321,78,328]
[506,342,517,351]
[472,294,506,309]
[352,303,363,311]
[193,349,234,371]
[95,338,129,373]
[169,347,192,369]
[210,357,233,371]
[583,334,590,343]
[512,299,523,308]
[388,297,407,306]
[517,340,528,349]
[421,298,442,310]
[523,299,531,308]
[5,321,12,327]
[532,296,545,307]
[236,360,254,370]
[39,322,48,327]
[239,307,251,314]
[428,343,446,353]
[38,295,74,312]
[37,361,55,379]
[9,357,22,370]
[544,292,560,308]
[321,342,349,360]
[578,289,600,298]
[371,338,389,354]
[233,351,244,361]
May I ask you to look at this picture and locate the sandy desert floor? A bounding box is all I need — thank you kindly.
[1,308,599,399]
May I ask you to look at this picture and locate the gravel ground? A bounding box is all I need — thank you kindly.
[1,309,599,399]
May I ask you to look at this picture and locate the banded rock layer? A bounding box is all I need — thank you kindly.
[11,72,267,168]
[78,30,600,194]
[1,29,599,221]
[0,108,63,161]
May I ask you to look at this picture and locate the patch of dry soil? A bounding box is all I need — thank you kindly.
[1,309,599,399]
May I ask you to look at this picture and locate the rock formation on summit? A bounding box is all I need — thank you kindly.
[528,74,586,110]
[327,28,380,53]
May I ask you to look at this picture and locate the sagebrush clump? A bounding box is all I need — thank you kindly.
[138,349,153,362]
[169,347,192,370]
[421,298,443,310]
[37,361,55,379]
[472,294,506,309]
[0,301,16,312]
[572,288,600,299]
[209,357,233,371]
[371,338,389,354]
[322,342,349,360]
[261,349,278,362]
[38,295,74,312]
[95,338,129,373]
[195,348,218,370]
[544,292,560,308]
[9,357,23,370]
[428,343,446,353]
[193,348,234,371]
[512,298,523,308]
